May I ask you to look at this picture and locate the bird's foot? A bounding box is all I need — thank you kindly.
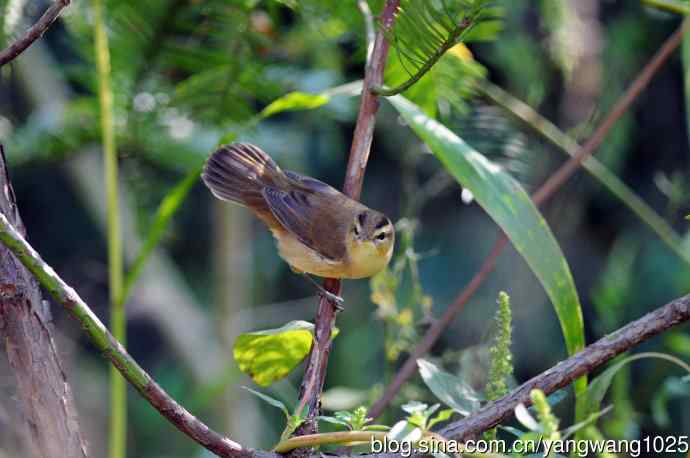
[318,290,344,311]
[301,273,344,311]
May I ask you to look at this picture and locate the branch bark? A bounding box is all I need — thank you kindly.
[294,0,400,440]
[367,17,690,420]
[0,145,88,458]
[0,179,249,458]
[439,293,690,440]
[0,0,71,67]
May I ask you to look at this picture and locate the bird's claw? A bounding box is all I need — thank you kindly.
[319,290,344,311]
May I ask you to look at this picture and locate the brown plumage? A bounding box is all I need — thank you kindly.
[201,143,394,279]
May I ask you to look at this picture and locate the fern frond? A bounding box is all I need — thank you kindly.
[374,0,500,96]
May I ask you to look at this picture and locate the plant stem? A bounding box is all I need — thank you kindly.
[93,1,126,456]
[293,0,400,442]
[274,431,387,453]
[643,0,690,14]
[0,211,250,458]
[0,0,71,67]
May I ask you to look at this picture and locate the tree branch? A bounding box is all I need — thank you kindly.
[0,0,71,68]
[0,145,87,458]
[440,293,690,440]
[294,0,400,440]
[0,204,250,458]
[367,17,690,419]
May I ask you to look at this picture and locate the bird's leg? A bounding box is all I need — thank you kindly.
[301,273,344,310]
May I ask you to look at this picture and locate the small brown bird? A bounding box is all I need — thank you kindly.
[201,143,394,303]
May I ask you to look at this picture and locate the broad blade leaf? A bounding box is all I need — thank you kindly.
[417,359,481,416]
[389,94,586,414]
[234,320,315,386]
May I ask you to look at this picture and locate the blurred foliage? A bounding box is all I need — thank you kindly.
[1,0,690,456]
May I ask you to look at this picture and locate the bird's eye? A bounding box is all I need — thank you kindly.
[375,233,387,241]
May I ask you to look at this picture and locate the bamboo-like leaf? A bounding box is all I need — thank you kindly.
[260,91,330,118]
[242,386,289,417]
[120,166,202,304]
[388,94,587,420]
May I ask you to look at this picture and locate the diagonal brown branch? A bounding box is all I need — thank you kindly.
[440,294,690,440]
[0,0,71,68]
[367,17,690,420]
[293,0,401,441]
[0,190,250,458]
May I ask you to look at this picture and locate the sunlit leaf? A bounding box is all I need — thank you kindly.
[260,91,330,118]
[388,420,423,443]
[417,359,481,416]
[389,95,587,416]
[514,404,540,432]
[234,320,315,386]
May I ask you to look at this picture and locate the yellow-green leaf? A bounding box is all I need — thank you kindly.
[234,320,315,386]
[260,92,330,119]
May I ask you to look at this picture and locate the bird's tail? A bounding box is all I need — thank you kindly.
[201,143,285,208]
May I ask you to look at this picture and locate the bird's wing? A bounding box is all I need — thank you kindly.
[261,186,345,261]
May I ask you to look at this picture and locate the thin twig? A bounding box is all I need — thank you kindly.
[293,0,401,442]
[0,211,250,458]
[0,0,71,67]
[368,17,690,419]
[439,294,690,440]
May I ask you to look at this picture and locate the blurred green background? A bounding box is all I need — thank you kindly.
[1,0,689,456]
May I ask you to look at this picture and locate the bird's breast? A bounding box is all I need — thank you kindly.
[272,229,347,278]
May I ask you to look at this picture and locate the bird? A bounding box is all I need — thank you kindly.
[201,143,395,306]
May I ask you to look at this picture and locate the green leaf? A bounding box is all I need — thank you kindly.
[388,420,423,443]
[586,352,690,416]
[233,320,315,386]
[417,359,481,416]
[260,91,330,119]
[120,165,201,305]
[427,408,454,430]
[666,332,690,357]
[242,386,289,417]
[317,415,351,429]
[561,405,613,439]
[389,94,586,418]
[217,131,238,146]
